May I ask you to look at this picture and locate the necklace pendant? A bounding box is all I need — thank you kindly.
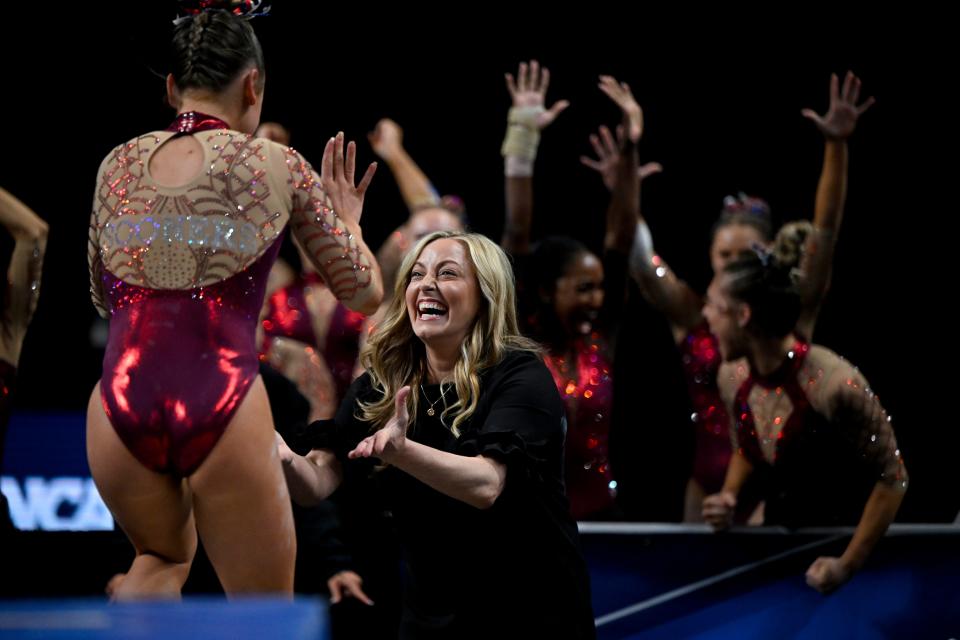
[427,407,435,416]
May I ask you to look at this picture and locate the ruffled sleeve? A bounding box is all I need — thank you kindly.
[456,351,566,486]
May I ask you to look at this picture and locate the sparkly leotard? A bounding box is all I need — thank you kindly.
[543,333,616,519]
[633,228,838,495]
[680,323,731,493]
[88,112,373,475]
[514,248,627,521]
[719,339,908,527]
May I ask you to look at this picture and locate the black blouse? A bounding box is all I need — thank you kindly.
[310,349,596,639]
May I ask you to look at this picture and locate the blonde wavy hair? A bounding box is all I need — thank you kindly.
[359,231,540,436]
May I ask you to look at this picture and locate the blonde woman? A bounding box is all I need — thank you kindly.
[279,231,596,639]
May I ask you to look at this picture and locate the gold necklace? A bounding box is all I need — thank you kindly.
[420,383,450,417]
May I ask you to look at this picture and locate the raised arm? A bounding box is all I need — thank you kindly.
[1,187,48,365]
[580,78,701,338]
[287,133,383,316]
[501,60,569,256]
[368,118,441,213]
[795,71,875,339]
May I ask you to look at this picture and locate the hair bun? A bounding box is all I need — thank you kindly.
[772,220,812,273]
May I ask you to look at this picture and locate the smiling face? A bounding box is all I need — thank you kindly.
[709,223,766,275]
[551,251,605,336]
[405,238,482,355]
[702,272,750,362]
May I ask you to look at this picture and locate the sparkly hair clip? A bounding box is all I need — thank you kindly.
[173,0,271,24]
[722,192,771,218]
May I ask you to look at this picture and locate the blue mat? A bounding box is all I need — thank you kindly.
[0,597,327,639]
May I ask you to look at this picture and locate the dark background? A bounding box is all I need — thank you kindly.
[0,6,952,521]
